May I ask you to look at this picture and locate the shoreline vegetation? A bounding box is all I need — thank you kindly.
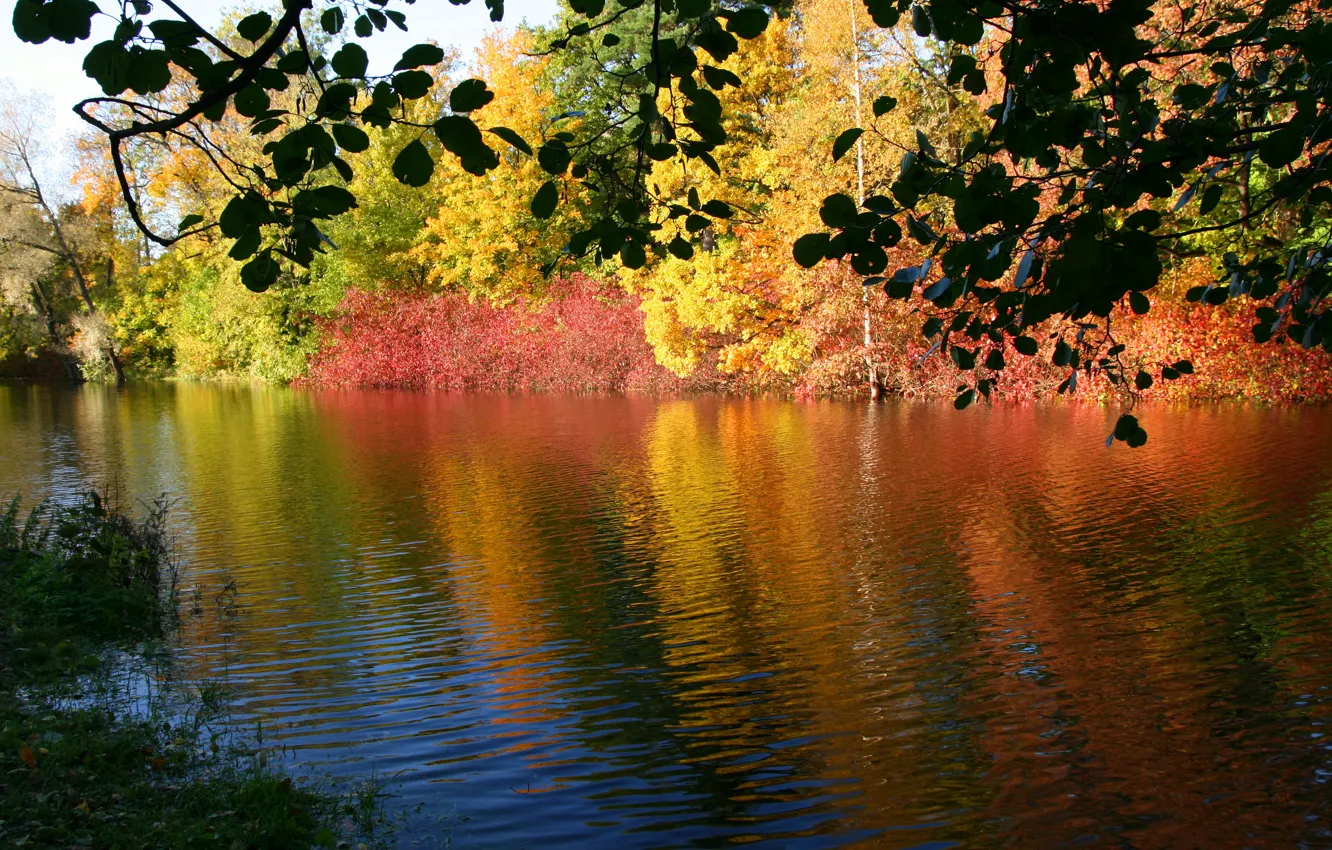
[0,493,389,849]
[4,270,1331,406]
[3,2,1332,408]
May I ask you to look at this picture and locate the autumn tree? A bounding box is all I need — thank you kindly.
[0,82,125,381]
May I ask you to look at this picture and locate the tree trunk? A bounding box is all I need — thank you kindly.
[102,257,126,384]
[18,144,126,385]
[29,281,82,382]
[847,0,879,400]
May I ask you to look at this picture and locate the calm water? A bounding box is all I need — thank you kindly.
[2,382,1332,848]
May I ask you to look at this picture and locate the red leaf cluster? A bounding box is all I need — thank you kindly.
[302,275,702,393]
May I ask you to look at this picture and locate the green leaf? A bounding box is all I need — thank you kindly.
[276,50,309,73]
[12,0,52,43]
[1124,209,1161,231]
[434,115,486,157]
[950,345,976,370]
[985,349,1005,370]
[1172,359,1194,374]
[234,83,270,117]
[668,237,694,260]
[394,43,445,71]
[954,389,976,410]
[228,229,261,260]
[531,180,558,219]
[620,241,647,269]
[489,126,532,155]
[537,141,571,175]
[1113,414,1139,441]
[1013,336,1039,356]
[872,95,897,117]
[450,79,494,113]
[832,128,863,162]
[819,193,858,228]
[320,7,344,34]
[702,65,742,90]
[331,155,354,182]
[906,215,937,245]
[255,67,289,91]
[863,0,900,27]
[1053,338,1073,367]
[316,82,358,118]
[331,43,369,78]
[331,123,370,153]
[885,278,912,298]
[15,0,97,44]
[218,194,267,238]
[1129,291,1150,315]
[912,5,931,36]
[236,12,271,42]
[1258,129,1303,168]
[1199,184,1223,215]
[354,14,372,37]
[240,251,278,292]
[127,47,171,94]
[793,233,830,268]
[392,139,434,187]
[83,41,132,94]
[293,185,357,216]
[1134,370,1154,390]
[701,200,732,218]
[177,214,204,232]
[724,6,769,39]
[696,23,739,62]
[696,149,722,175]
[393,70,434,100]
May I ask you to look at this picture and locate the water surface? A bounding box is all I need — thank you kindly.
[2,382,1331,848]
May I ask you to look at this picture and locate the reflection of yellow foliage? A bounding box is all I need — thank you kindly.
[643,402,743,642]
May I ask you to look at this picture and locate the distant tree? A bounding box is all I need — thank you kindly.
[0,82,124,381]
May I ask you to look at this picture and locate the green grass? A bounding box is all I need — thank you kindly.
[0,493,390,849]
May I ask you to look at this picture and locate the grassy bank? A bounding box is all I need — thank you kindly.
[0,493,385,849]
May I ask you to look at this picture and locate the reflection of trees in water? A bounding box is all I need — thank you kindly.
[951,405,1332,847]
[5,385,1332,846]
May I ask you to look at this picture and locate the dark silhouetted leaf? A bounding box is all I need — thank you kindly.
[832,128,863,162]
[531,180,558,219]
[392,139,434,187]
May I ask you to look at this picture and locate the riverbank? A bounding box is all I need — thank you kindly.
[295,277,1332,405]
[0,494,387,849]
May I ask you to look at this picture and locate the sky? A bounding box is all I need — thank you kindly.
[0,0,561,147]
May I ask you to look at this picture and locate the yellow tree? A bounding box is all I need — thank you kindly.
[624,22,817,382]
[410,31,586,303]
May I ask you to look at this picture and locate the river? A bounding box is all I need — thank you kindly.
[2,381,1331,847]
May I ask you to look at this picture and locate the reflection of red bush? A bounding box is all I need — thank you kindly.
[301,274,695,393]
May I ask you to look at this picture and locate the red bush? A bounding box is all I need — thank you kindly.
[302,275,701,393]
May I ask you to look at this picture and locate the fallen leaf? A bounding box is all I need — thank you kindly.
[18,746,36,768]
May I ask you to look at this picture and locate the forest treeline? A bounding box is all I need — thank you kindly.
[2,0,1329,402]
